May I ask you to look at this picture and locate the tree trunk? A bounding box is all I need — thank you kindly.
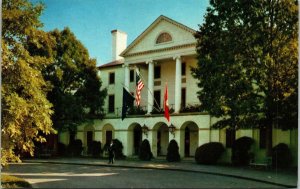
[266,124,273,156]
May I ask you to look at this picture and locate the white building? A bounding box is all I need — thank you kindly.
[59,15,297,165]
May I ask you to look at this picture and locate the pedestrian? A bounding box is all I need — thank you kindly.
[108,140,115,164]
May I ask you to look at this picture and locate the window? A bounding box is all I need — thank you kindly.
[181,88,186,109]
[154,66,161,79]
[109,72,115,84]
[108,95,115,113]
[154,90,161,110]
[226,129,235,148]
[181,62,186,76]
[130,70,134,82]
[156,32,172,44]
[259,128,267,149]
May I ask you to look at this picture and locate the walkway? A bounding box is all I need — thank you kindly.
[23,157,298,188]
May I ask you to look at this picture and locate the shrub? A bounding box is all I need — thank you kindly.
[272,143,292,168]
[112,139,126,159]
[67,139,83,157]
[1,175,32,188]
[231,136,254,166]
[57,142,66,156]
[166,139,180,162]
[88,141,102,157]
[195,142,225,164]
[139,139,153,161]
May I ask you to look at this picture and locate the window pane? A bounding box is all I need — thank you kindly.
[154,90,161,110]
[108,95,114,113]
[154,66,161,79]
[182,62,186,76]
[181,88,186,108]
[109,73,115,84]
[130,70,134,82]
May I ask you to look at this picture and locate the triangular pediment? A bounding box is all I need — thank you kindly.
[120,15,196,57]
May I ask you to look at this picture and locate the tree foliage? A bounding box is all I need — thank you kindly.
[192,0,298,153]
[42,28,107,131]
[1,0,56,166]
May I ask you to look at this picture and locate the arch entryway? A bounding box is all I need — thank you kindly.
[128,123,142,156]
[84,124,95,155]
[153,122,169,156]
[102,124,115,146]
[181,122,199,157]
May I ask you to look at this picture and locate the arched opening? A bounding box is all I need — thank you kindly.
[184,127,190,156]
[102,124,115,146]
[84,124,95,156]
[133,125,142,155]
[181,122,199,157]
[154,123,169,156]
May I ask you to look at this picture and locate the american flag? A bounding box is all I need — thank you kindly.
[135,70,144,106]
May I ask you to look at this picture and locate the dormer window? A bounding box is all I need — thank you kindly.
[156,32,172,44]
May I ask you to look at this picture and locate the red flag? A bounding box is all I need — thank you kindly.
[164,83,170,122]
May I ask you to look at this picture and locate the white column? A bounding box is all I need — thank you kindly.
[146,60,154,114]
[174,55,182,113]
[123,64,130,91]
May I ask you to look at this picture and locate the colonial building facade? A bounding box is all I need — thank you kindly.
[58,15,298,165]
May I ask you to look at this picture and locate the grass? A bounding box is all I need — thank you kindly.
[1,175,32,188]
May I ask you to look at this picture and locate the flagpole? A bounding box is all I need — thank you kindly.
[135,66,162,111]
[120,82,162,113]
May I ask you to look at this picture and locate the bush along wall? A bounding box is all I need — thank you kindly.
[57,142,66,156]
[195,142,225,165]
[139,139,153,161]
[231,136,254,166]
[166,139,180,162]
[67,139,83,157]
[272,143,292,168]
[112,139,126,160]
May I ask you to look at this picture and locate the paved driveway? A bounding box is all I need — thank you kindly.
[3,162,283,188]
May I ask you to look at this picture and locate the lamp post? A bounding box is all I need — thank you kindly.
[142,124,149,137]
[168,124,176,138]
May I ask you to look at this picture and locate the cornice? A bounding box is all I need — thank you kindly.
[120,15,196,57]
[124,43,196,57]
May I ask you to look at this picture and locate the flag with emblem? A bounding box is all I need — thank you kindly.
[164,83,170,122]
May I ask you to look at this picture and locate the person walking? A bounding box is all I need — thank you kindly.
[108,140,115,164]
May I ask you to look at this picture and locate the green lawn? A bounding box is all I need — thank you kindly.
[1,175,31,188]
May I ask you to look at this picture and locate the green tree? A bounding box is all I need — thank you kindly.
[192,0,298,155]
[42,28,107,132]
[1,0,56,166]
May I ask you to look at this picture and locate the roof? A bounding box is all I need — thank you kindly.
[98,59,124,69]
[120,15,196,57]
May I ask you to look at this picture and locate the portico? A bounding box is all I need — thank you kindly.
[123,55,184,115]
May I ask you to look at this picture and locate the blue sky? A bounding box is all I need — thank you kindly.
[32,0,210,66]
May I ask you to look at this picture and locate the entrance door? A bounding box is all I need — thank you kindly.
[87,131,93,155]
[133,126,142,155]
[157,131,161,156]
[106,131,112,145]
[184,127,190,157]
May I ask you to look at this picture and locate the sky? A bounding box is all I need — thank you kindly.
[31,0,210,66]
